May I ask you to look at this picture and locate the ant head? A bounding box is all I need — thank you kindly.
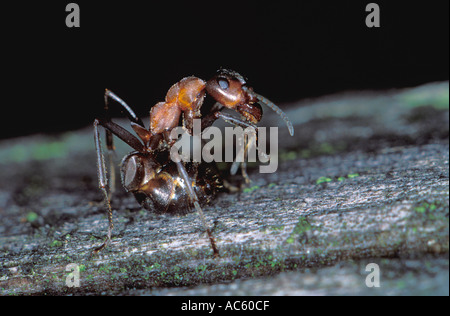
[206,69,294,135]
[206,69,261,123]
[205,69,255,107]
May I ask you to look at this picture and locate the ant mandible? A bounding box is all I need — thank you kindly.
[93,69,294,256]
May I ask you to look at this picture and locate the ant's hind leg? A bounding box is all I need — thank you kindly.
[92,119,145,253]
[102,89,148,198]
[92,91,147,253]
[104,89,145,127]
[104,129,116,199]
[93,119,114,253]
[104,90,136,198]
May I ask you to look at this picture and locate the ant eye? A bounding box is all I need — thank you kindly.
[217,78,229,90]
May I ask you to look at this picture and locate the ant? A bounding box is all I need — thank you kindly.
[93,69,294,256]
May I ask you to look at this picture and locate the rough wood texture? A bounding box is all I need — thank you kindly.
[0,82,448,295]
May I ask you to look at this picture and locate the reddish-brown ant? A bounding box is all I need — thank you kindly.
[93,69,294,256]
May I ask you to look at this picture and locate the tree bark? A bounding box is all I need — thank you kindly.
[0,82,448,295]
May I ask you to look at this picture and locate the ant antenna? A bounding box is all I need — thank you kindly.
[253,93,294,136]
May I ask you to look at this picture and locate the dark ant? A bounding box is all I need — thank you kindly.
[93,69,294,256]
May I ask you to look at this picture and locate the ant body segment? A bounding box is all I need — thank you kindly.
[93,69,294,256]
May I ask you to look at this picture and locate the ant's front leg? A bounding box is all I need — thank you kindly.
[200,105,256,131]
[202,109,268,184]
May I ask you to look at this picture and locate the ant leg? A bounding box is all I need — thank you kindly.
[202,110,256,131]
[104,89,151,146]
[176,159,219,257]
[92,119,145,253]
[222,180,240,192]
[241,134,250,184]
[104,89,145,127]
[95,118,145,153]
[230,132,254,184]
[104,94,116,199]
[165,132,219,257]
[92,90,146,253]
[208,111,269,183]
[103,90,148,196]
[93,119,114,253]
[197,102,223,132]
[104,131,115,192]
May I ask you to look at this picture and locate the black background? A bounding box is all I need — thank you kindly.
[2,1,448,139]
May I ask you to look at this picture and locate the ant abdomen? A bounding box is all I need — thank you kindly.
[120,151,223,215]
